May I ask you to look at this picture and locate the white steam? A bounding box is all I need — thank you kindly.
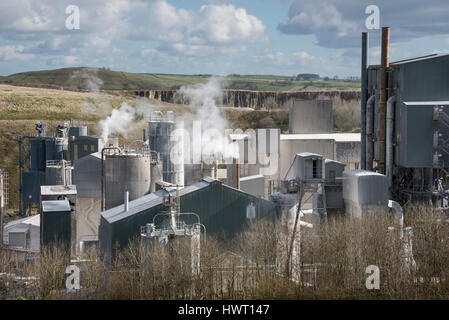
[177,77,239,164]
[98,102,138,140]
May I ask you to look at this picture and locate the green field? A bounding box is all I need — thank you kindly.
[0,67,360,91]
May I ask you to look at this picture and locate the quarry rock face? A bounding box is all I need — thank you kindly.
[134,89,361,111]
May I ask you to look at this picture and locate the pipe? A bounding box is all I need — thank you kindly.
[388,200,403,239]
[379,27,390,174]
[124,191,129,212]
[386,95,396,191]
[361,32,369,170]
[365,95,375,170]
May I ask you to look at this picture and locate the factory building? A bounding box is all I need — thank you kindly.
[17,121,118,216]
[99,178,276,260]
[361,28,449,206]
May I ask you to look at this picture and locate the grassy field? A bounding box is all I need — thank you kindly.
[0,67,360,91]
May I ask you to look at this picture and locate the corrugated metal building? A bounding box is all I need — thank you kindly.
[99,178,276,260]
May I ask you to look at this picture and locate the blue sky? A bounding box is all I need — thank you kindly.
[1,0,449,77]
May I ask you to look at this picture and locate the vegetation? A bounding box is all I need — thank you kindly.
[0,67,360,91]
[1,205,448,299]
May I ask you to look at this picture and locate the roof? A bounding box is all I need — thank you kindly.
[325,159,346,166]
[403,101,449,106]
[343,170,385,177]
[4,214,40,229]
[102,179,211,224]
[390,53,449,65]
[42,199,71,212]
[40,185,77,196]
[239,174,264,182]
[280,133,360,142]
[296,152,323,159]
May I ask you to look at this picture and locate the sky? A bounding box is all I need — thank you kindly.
[1,0,449,77]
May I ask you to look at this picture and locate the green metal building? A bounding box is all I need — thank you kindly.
[99,178,276,260]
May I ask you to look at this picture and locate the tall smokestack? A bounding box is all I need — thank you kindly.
[379,27,390,174]
[361,32,369,170]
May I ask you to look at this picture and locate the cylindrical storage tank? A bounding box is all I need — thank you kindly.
[149,118,174,183]
[105,154,151,209]
[69,126,87,137]
[55,137,67,160]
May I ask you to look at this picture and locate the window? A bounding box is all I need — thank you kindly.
[83,144,88,151]
[91,144,95,151]
[312,160,318,178]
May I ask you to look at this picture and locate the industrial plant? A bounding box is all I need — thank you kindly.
[0,27,448,300]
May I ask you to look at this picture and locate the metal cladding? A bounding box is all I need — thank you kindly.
[68,126,87,137]
[342,170,388,218]
[367,50,449,204]
[29,137,63,171]
[99,178,276,260]
[22,171,46,204]
[104,153,151,210]
[396,101,449,168]
[288,99,333,134]
[41,199,71,248]
[69,135,118,162]
[73,152,102,198]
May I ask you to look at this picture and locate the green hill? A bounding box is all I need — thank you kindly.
[0,67,360,91]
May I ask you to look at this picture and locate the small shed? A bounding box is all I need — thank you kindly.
[284,152,324,183]
[41,199,72,248]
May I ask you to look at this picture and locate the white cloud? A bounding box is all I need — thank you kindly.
[0,45,35,61]
[0,0,267,67]
[257,51,315,66]
[279,0,449,48]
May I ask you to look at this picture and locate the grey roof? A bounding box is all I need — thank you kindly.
[343,169,385,177]
[296,152,323,159]
[42,199,71,212]
[239,174,264,182]
[102,179,211,224]
[325,159,346,166]
[280,133,360,142]
[40,185,77,196]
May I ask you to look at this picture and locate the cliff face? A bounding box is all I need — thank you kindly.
[133,89,361,111]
